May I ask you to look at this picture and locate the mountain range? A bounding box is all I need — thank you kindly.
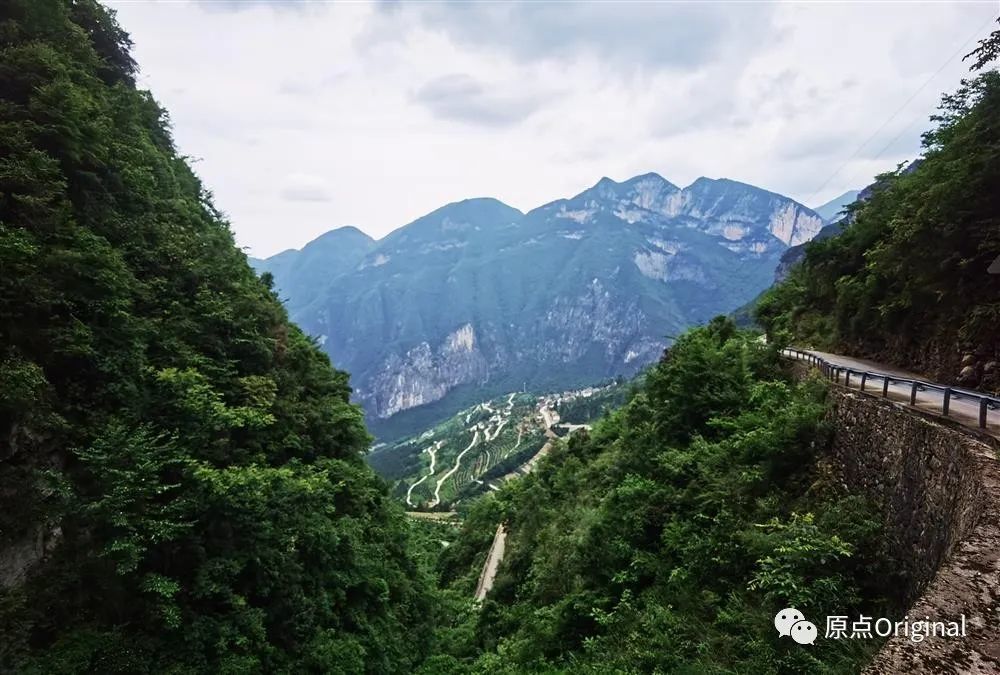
[252,172,825,438]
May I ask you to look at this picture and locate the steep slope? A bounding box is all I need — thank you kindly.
[262,174,823,437]
[293,198,526,423]
[773,220,849,283]
[427,321,894,673]
[775,162,927,284]
[667,176,823,248]
[0,2,430,671]
[758,72,1000,391]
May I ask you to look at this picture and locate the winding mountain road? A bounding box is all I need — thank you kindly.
[405,440,441,507]
[475,399,563,601]
[430,431,480,508]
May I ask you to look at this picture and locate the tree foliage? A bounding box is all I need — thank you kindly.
[965,18,1000,72]
[0,1,431,671]
[430,321,895,673]
[756,65,1000,386]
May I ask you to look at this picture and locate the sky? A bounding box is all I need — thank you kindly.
[109,0,999,258]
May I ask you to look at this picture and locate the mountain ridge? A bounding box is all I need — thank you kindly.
[254,172,824,438]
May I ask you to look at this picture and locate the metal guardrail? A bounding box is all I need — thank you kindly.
[781,347,1000,429]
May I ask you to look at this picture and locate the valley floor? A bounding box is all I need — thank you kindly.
[381,383,615,510]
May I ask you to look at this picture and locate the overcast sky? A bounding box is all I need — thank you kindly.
[109,1,998,257]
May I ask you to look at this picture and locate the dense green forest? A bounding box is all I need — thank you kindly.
[426,320,897,673]
[4,2,994,674]
[0,1,431,671]
[756,30,1000,391]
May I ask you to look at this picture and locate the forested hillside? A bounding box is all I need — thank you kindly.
[0,2,431,671]
[255,172,823,441]
[3,2,990,673]
[425,320,896,673]
[757,36,1000,391]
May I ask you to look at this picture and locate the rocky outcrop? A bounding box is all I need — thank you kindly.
[0,524,61,589]
[772,160,923,284]
[262,174,825,434]
[367,323,489,418]
[362,281,656,419]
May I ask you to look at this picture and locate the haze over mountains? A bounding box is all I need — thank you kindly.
[812,190,861,223]
[253,172,826,437]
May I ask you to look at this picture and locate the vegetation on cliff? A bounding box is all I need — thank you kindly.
[756,35,1000,389]
[426,320,896,673]
[1,2,951,673]
[0,2,430,671]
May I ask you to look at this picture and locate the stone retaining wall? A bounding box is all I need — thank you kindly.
[825,388,1000,673]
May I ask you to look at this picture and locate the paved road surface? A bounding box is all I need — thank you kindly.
[405,440,441,507]
[474,523,507,602]
[793,349,1000,437]
[430,431,479,508]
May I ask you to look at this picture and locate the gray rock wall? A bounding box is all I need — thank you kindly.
[824,388,1000,673]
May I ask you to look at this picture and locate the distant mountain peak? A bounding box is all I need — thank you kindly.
[421,197,524,226]
[310,225,374,246]
[453,196,515,208]
[685,176,721,190]
[330,224,369,236]
[575,176,621,201]
[812,190,861,223]
[574,173,679,204]
[686,175,779,196]
[624,171,674,187]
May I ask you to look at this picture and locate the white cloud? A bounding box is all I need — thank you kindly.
[108,0,997,257]
[279,173,333,203]
[412,73,549,128]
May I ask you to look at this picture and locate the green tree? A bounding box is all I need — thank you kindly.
[429,321,893,673]
[756,65,1000,388]
[0,2,432,671]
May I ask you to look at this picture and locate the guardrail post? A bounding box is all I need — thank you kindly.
[981,399,989,428]
[910,382,918,405]
[943,388,952,416]
[844,371,851,387]
[860,373,867,391]
[882,377,889,398]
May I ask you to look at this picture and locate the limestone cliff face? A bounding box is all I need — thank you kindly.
[261,174,824,432]
[367,323,489,418]
[361,283,655,419]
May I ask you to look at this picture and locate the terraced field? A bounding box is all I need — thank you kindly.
[369,381,632,510]
[391,392,543,509]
